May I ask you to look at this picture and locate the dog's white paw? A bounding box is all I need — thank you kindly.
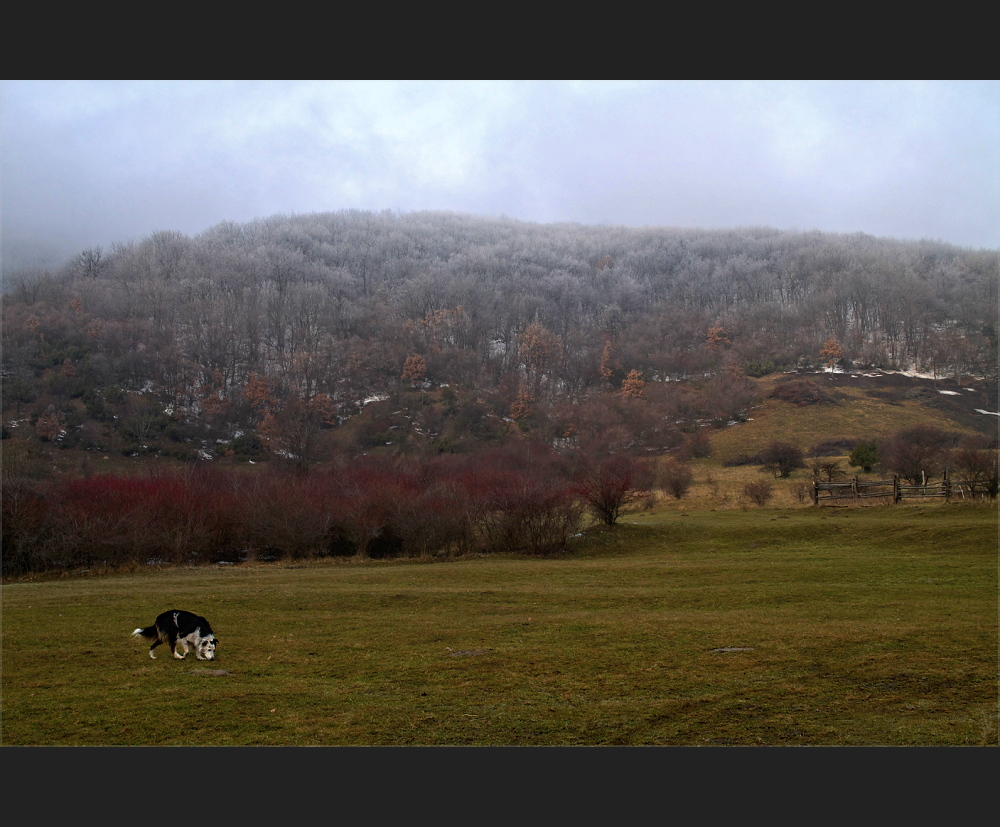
[149,651,156,659]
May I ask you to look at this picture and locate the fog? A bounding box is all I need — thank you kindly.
[2,80,997,272]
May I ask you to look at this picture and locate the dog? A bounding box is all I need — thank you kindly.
[132,610,218,661]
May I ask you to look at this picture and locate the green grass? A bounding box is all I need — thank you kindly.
[2,503,996,746]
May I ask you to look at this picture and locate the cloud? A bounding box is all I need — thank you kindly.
[2,80,997,273]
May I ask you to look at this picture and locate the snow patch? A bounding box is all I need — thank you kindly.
[896,368,939,380]
[975,409,1000,417]
[937,390,960,395]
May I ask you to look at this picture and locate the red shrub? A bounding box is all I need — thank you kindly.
[573,451,654,526]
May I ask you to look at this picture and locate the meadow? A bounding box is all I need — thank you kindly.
[2,501,996,746]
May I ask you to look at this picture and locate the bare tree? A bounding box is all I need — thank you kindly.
[742,480,774,507]
[760,441,806,478]
[573,451,654,526]
[881,425,954,484]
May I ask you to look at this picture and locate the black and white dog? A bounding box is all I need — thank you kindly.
[132,610,218,661]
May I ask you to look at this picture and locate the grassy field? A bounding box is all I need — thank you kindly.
[2,501,996,746]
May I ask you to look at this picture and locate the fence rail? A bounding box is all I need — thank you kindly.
[812,473,986,505]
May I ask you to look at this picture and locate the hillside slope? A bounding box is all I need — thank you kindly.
[3,366,995,486]
[710,369,997,462]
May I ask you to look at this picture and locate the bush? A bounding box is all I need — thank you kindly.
[768,378,832,406]
[811,437,856,457]
[759,441,805,478]
[573,451,654,527]
[657,458,694,499]
[881,425,954,484]
[848,439,878,473]
[810,458,845,482]
[1,478,51,577]
[745,359,778,378]
[678,429,712,460]
[742,480,774,507]
[473,473,582,554]
[794,481,812,503]
[723,453,762,468]
[461,445,582,552]
[950,442,998,499]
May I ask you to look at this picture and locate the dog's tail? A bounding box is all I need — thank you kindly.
[132,624,158,641]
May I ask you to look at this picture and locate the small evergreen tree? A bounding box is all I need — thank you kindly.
[849,439,879,473]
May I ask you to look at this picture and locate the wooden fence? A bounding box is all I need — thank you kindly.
[812,472,985,505]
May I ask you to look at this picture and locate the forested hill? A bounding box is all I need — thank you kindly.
[2,210,997,466]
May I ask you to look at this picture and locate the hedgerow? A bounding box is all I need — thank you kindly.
[1,442,605,577]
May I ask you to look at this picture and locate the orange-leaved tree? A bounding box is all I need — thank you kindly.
[401,353,427,386]
[820,339,843,368]
[620,369,646,400]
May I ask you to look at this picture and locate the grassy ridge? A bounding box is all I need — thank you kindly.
[711,386,976,463]
[2,503,995,746]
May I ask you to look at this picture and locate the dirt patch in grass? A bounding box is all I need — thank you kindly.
[768,377,840,406]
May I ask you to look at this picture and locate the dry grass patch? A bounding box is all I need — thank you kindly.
[710,381,981,465]
[649,458,816,511]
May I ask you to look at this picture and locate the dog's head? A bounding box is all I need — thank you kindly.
[198,636,217,661]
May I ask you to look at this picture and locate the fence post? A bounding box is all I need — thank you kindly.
[944,469,951,502]
[893,475,900,504]
[852,475,858,505]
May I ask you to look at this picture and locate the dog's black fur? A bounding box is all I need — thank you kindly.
[132,610,218,660]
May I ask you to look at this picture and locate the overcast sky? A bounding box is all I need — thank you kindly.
[2,80,998,271]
